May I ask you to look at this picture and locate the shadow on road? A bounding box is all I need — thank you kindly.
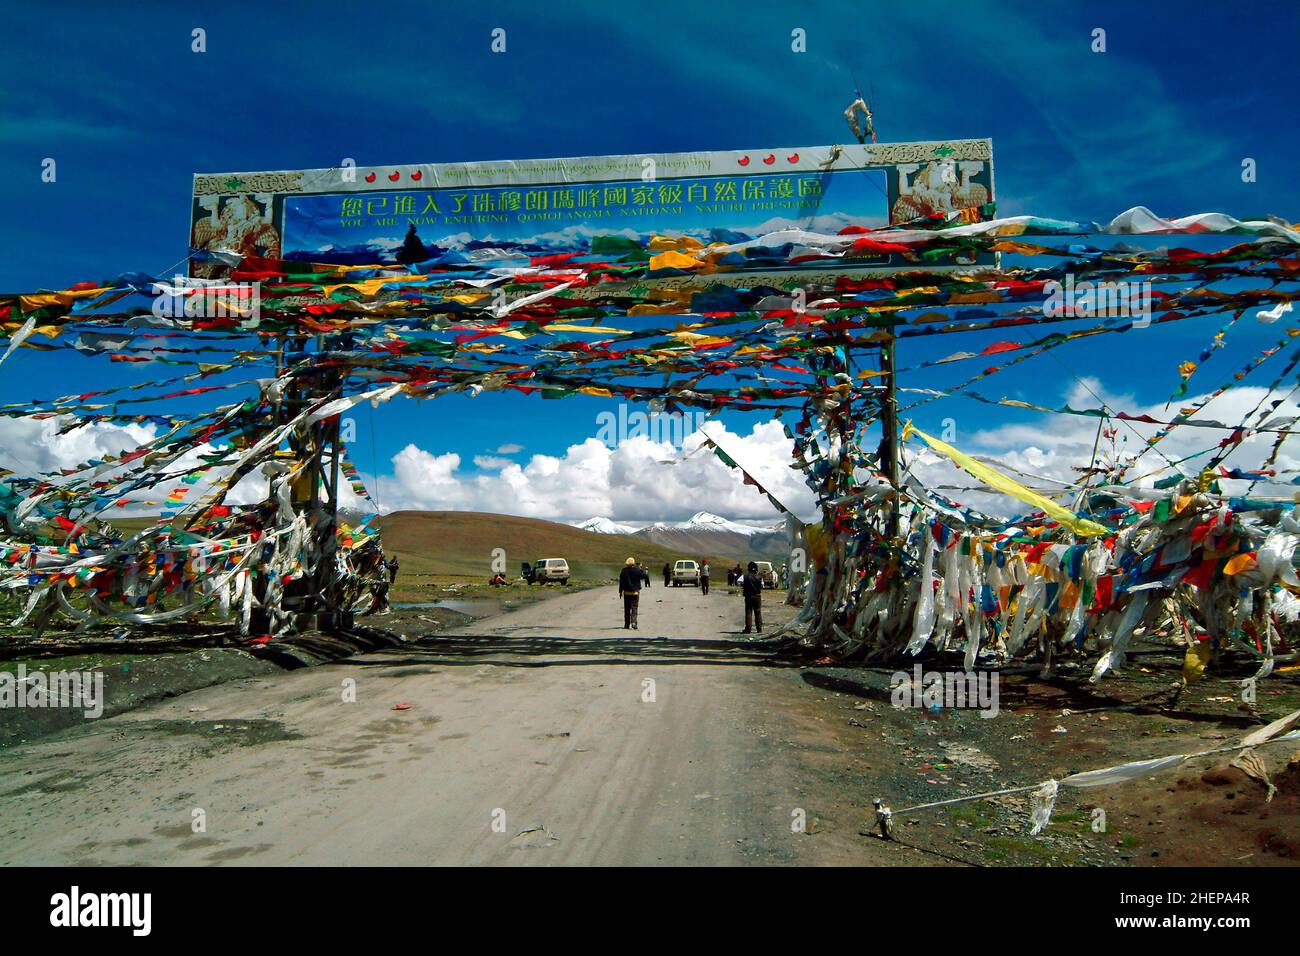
[334,632,805,668]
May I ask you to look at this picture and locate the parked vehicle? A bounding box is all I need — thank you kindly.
[752,560,778,589]
[672,559,700,587]
[527,558,570,585]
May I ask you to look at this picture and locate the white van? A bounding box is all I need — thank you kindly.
[530,558,570,585]
[672,560,700,587]
[753,561,778,589]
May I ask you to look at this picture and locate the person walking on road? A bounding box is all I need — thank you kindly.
[739,561,763,634]
[700,560,711,595]
[619,557,643,630]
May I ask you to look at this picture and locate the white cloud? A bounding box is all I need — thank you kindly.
[747,211,888,236]
[366,419,819,523]
[0,416,270,519]
[0,416,156,478]
[903,384,1300,518]
[8,377,1293,531]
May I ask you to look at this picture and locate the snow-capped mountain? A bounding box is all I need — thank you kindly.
[569,511,786,558]
[575,512,779,535]
[570,516,641,535]
[633,512,787,559]
[676,511,771,536]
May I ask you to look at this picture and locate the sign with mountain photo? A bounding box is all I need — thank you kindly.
[189,141,994,281]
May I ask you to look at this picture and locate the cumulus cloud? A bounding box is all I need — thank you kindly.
[7,374,1295,529]
[0,416,156,478]
[365,379,1300,526]
[0,413,805,525]
[366,419,819,523]
[747,211,888,235]
[0,415,261,518]
[903,384,1300,518]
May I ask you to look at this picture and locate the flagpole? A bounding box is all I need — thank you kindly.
[879,328,901,538]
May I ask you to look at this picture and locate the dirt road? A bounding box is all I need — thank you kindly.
[0,584,922,866]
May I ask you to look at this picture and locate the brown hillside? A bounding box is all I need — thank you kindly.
[377,511,739,582]
[106,511,763,590]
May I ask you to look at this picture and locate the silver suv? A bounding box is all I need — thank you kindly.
[530,558,570,585]
[671,560,700,587]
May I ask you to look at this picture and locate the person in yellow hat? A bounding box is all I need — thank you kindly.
[618,557,642,630]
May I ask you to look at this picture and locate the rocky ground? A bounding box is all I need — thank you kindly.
[2,582,1296,866]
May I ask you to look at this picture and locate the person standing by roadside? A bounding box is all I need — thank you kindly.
[739,561,763,634]
[662,561,672,587]
[700,560,711,595]
[619,557,643,629]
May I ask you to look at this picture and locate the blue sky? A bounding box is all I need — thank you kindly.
[1,0,1297,518]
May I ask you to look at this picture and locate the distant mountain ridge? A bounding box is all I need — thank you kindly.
[572,516,641,535]
[570,511,787,560]
[572,511,782,535]
[346,510,787,583]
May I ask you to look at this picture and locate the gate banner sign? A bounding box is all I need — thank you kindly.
[189,140,993,280]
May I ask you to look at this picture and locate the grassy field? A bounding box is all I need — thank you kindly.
[377,510,748,593]
[104,510,765,602]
